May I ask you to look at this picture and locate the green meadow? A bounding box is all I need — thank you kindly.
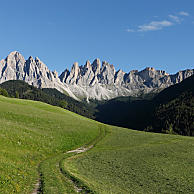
[64,126,194,193]
[0,95,100,193]
[0,95,194,193]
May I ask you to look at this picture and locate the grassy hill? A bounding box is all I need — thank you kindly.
[0,95,194,193]
[1,76,193,136]
[0,95,101,193]
[0,80,95,118]
[64,126,194,193]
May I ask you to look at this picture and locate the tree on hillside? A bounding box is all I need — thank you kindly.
[15,91,19,98]
[59,100,68,109]
[0,88,9,97]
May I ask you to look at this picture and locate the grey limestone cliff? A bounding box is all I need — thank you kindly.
[0,51,193,101]
[0,51,78,100]
[59,59,194,100]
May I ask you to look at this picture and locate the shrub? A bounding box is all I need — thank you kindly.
[0,88,9,97]
[59,100,68,109]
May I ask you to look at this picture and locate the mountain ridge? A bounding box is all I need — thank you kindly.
[95,74,194,136]
[0,51,193,100]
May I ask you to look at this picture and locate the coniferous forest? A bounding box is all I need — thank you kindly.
[0,75,193,136]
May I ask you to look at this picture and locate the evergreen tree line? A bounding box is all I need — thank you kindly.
[0,80,95,118]
[95,75,194,136]
[0,75,193,136]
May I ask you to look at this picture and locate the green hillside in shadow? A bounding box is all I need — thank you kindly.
[95,75,194,136]
[1,75,193,136]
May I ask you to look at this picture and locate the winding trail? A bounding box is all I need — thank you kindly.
[32,145,94,194]
[32,125,106,194]
[66,145,93,154]
[32,179,41,194]
[63,145,94,193]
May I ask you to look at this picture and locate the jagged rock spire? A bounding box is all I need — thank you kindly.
[0,51,194,101]
[92,58,101,75]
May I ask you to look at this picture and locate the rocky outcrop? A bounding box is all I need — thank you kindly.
[60,59,194,100]
[0,51,78,100]
[0,51,193,101]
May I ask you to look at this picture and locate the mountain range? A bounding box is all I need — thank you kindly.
[1,74,193,136]
[95,74,194,136]
[0,51,193,100]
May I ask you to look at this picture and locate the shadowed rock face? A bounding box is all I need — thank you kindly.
[0,51,194,101]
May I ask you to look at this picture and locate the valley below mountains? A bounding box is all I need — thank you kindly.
[0,51,194,193]
[0,51,193,100]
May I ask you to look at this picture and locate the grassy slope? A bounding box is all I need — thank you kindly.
[0,95,100,193]
[64,126,194,193]
[0,80,95,119]
[1,94,194,193]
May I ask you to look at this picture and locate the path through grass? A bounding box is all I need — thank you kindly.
[0,96,100,193]
[1,94,194,193]
[64,126,194,193]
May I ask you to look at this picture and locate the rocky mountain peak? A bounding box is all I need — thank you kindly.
[58,59,194,100]
[59,69,70,83]
[35,56,40,61]
[6,51,25,66]
[114,69,125,85]
[0,52,71,96]
[102,61,106,65]
[85,60,91,69]
[34,57,49,70]
[35,57,42,65]
[7,51,23,58]
[145,67,156,71]
[28,56,34,60]
[138,67,163,81]
[71,62,79,74]
[52,70,58,78]
[92,58,101,75]
[27,56,35,63]
[99,61,116,84]
[101,61,115,74]
[130,70,138,74]
[63,62,80,84]
[92,58,101,66]
[71,62,79,70]
[0,51,194,101]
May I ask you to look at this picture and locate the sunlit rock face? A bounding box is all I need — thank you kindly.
[60,59,194,100]
[0,51,193,101]
[0,51,79,100]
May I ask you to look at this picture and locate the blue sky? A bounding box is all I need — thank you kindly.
[0,0,193,74]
